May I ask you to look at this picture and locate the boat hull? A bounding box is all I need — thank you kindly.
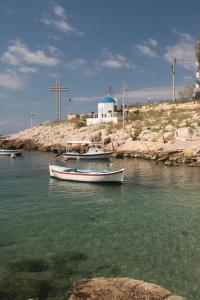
[63,152,112,160]
[49,165,124,183]
[0,149,23,156]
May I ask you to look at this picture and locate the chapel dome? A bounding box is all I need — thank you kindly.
[99,96,115,103]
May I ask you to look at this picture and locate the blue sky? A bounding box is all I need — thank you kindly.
[0,0,199,133]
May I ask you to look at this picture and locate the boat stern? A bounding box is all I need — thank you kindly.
[49,164,55,177]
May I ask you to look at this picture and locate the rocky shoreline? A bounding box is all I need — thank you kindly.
[1,101,200,166]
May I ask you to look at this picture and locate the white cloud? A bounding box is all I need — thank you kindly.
[147,38,158,47]
[99,56,128,69]
[133,38,159,58]
[18,66,37,74]
[2,52,20,65]
[76,31,85,38]
[65,50,134,77]
[172,29,194,42]
[66,58,96,77]
[163,31,196,71]
[48,45,63,57]
[52,5,66,18]
[0,41,59,90]
[52,19,75,33]
[40,14,51,26]
[67,58,87,70]
[134,45,158,58]
[97,49,135,70]
[99,59,122,69]
[134,32,196,71]
[40,4,84,37]
[2,40,58,66]
[48,33,61,41]
[40,14,75,33]
[120,85,181,100]
[0,71,25,90]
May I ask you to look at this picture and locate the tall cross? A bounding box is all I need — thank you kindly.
[49,80,69,121]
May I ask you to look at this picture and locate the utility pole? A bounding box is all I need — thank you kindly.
[171,58,176,101]
[68,98,72,114]
[29,112,35,128]
[121,81,126,129]
[49,80,69,121]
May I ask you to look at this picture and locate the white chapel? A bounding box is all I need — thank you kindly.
[87,95,123,126]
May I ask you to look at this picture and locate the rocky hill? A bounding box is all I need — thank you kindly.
[1,101,200,166]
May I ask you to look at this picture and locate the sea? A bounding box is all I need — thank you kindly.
[0,151,200,300]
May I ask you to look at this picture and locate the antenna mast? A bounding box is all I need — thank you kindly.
[171,58,176,101]
[107,86,113,97]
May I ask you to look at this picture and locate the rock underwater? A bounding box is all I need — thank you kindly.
[68,277,186,300]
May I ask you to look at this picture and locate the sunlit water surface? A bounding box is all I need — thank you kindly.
[0,152,200,299]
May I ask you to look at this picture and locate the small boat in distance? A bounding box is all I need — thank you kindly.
[49,164,124,183]
[0,149,23,156]
[63,141,112,160]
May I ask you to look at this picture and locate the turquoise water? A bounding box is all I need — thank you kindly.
[0,152,200,299]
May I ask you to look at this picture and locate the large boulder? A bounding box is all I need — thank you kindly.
[163,131,176,143]
[110,130,131,143]
[117,141,149,153]
[139,130,162,142]
[91,131,102,142]
[175,127,194,141]
[103,136,111,144]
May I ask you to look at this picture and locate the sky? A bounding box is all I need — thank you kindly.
[0,0,199,134]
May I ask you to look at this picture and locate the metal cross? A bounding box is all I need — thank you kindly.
[49,80,69,121]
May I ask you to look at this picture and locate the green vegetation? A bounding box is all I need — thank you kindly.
[132,123,143,138]
[127,109,165,126]
[74,119,86,128]
[105,122,123,134]
[194,91,200,100]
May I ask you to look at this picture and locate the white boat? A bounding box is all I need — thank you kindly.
[0,149,23,156]
[63,141,112,160]
[63,147,112,160]
[49,164,124,183]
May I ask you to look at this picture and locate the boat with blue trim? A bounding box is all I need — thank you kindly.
[49,164,124,183]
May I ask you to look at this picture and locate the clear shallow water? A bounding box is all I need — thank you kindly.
[0,152,200,299]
